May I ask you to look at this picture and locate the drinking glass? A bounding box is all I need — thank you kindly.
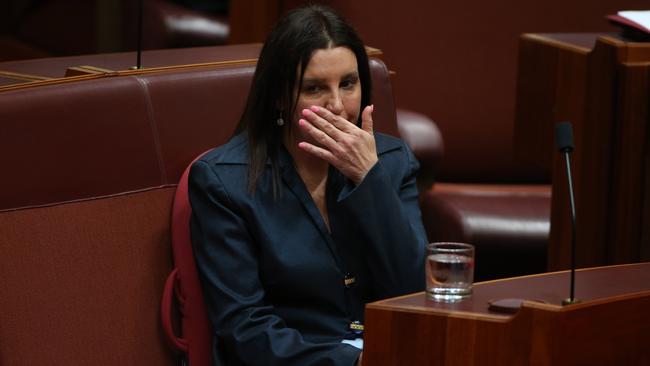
[426,242,475,302]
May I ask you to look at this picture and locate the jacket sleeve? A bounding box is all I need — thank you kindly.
[336,139,427,299]
[189,160,361,366]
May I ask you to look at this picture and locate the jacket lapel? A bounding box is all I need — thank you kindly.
[277,148,342,266]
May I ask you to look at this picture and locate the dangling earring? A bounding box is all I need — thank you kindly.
[276,110,285,126]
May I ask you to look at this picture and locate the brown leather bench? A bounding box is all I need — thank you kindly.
[0,46,418,366]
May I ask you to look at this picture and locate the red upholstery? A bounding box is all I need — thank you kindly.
[0,188,177,366]
[0,77,164,209]
[161,151,212,366]
[396,110,551,281]
[396,108,444,190]
[139,65,255,183]
[420,183,550,280]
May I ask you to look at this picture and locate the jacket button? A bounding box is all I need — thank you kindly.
[344,273,356,288]
[349,321,364,337]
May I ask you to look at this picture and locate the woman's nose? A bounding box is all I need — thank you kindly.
[326,91,344,115]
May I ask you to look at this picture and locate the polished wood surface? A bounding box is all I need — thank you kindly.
[0,70,50,86]
[609,63,650,263]
[0,44,264,80]
[0,44,382,90]
[513,33,596,175]
[515,33,650,271]
[364,263,650,366]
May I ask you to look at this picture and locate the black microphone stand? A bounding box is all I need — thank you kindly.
[130,0,144,70]
[556,122,581,306]
[137,0,143,69]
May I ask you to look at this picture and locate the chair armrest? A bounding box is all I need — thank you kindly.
[396,108,444,190]
[161,268,189,352]
[146,0,229,48]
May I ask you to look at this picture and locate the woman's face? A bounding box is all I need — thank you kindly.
[288,46,361,146]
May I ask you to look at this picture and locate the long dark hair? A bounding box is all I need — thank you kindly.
[236,5,372,195]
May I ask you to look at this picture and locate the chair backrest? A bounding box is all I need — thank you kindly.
[0,187,177,366]
[161,151,212,366]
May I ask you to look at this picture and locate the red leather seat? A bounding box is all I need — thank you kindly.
[420,183,549,280]
[396,109,551,281]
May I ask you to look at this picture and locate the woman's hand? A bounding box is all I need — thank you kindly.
[298,105,377,185]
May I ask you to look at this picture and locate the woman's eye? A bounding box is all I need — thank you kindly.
[341,78,358,89]
[303,85,321,94]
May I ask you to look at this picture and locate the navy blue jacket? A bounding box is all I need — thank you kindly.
[189,132,427,366]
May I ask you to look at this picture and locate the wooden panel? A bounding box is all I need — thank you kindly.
[514,33,591,178]
[363,263,650,366]
[622,40,650,62]
[643,76,650,261]
[608,63,650,263]
[516,34,650,270]
[527,294,650,365]
[563,37,619,269]
[513,35,561,173]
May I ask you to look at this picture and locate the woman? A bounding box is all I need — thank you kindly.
[189,5,426,365]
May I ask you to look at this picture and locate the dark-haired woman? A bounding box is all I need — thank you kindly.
[189,5,426,366]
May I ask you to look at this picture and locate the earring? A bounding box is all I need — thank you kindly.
[276,110,285,126]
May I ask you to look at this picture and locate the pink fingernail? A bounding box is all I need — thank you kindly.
[310,106,320,112]
[298,119,306,126]
[302,109,311,116]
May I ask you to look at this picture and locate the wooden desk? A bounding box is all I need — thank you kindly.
[514,33,650,270]
[364,263,650,365]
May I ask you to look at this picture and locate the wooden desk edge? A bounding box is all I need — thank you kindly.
[367,263,650,320]
[521,33,591,54]
[0,46,383,93]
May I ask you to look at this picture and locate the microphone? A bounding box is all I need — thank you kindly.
[555,122,580,305]
[486,123,581,313]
